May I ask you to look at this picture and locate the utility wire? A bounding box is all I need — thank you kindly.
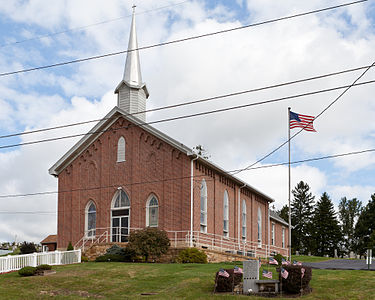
[1,78,375,150]
[0,0,191,48]
[0,146,374,201]
[231,60,375,174]
[0,0,366,78]
[0,63,372,141]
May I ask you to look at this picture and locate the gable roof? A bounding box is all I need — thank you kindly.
[41,234,57,244]
[49,106,275,203]
[48,106,192,176]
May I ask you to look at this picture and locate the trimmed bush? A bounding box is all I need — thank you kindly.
[176,248,207,263]
[95,254,128,262]
[18,266,36,277]
[214,268,242,292]
[279,265,312,294]
[35,264,52,271]
[106,244,125,256]
[81,255,89,262]
[128,228,170,262]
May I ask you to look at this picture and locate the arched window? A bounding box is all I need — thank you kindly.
[257,207,262,246]
[146,195,159,227]
[85,201,96,238]
[117,137,125,162]
[223,190,229,237]
[242,200,246,241]
[200,179,207,233]
[271,223,275,246]
[282,227,285,248]
[111,189,130,242]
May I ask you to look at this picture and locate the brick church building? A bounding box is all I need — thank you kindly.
[49,9,288,258]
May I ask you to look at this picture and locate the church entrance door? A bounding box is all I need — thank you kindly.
[111,208,129,242]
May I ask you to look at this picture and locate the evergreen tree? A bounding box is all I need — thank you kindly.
[278,204,289,223]
[312,192,342,257]
[291,181,315,254]
[338,197,361,255]
[354,194,375,256]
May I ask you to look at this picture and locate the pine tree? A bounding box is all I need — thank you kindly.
[278,204,289,223]
[354,194,375,256]
[291,181,315,254]
[312,192,342,257]
[338,197,361,255]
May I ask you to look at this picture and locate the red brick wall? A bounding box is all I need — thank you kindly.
[56,116,286,254]
[57,117,191,249]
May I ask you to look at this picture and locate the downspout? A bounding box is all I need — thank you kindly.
[190,155,199,247]
[268,205,271,258]
[238,184,246,247]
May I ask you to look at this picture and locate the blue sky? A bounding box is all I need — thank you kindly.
[0,0,375,242]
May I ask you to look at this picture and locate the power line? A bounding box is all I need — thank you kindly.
[0,0,191,48]
[232,60,375,174]
[0,146,374,201]
[1,78,375,150]
[0,0,366,78]
[0,63,372,141]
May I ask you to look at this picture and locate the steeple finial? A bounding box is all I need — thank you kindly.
[123,5,142,86]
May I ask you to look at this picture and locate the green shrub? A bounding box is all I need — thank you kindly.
[106,244,125,256]
[81,255,89,262]
[18,266,36,277]
[128,228,170,262]
[95,254,127,262]
[273,253,286,265]
[177,248,207,263]
[67,241,74,251]
[19,242,37,254]
[35,264,52,271]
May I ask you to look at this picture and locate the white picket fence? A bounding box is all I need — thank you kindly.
[0,249,81,274]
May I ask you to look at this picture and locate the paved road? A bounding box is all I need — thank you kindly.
[303,259,375,270]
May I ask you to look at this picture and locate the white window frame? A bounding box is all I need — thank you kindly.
[271,223,275,246]
[117,136,126,162]
[200,179,207,233]
[257,207,262,247]
[146,194,159,227]
[242,200,246,241]
[85,200,96,238]
[223,190,229,238]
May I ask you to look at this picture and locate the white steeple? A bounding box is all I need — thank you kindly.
[115,5,149,122]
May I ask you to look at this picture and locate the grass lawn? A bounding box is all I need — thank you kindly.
[0,257,374,299]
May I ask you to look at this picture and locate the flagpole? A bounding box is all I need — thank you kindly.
[288,107,292,262]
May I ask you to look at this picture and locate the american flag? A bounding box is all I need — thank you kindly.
[293,260,302,266]
[262,269,273,279]
[281,268,289,279]
[269,257,278,265]
[234,266,243,274]
[218,268,229,278]
[301,268,305,278]
[281,258,290,266]
[289,111,316,132]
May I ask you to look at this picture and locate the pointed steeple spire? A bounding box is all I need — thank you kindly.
[123,5,143,86]
[115,5,149,122]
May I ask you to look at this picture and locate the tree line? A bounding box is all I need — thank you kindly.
[277,181,375,257]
